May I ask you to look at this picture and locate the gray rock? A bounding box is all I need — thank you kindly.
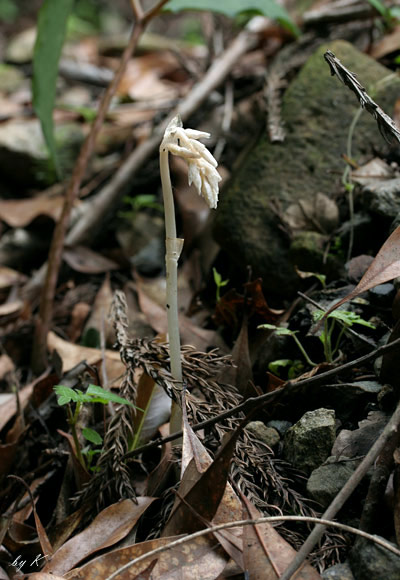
[245,421,280,448]
[368,283,396,308]
[322,562,355,579]
[0,120,84,186]
[362,178,400,219]
[349,537,400,580]
[307,457,360,508]
[332,411,387,458]
[214,40,400,297]
[283,408,336,474]
[267,419,292,437]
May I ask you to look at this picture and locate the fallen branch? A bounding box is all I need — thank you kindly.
[29,0,169,373]
[103,515,400,580]
[123,335,400,460]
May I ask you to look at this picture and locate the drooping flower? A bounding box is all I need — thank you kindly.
[160,115,221,209]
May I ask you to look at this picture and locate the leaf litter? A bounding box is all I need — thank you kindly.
[2,3,400,579]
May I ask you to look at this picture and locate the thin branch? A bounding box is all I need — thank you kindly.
[124,335,400,460]
[143,0,171,24]
[30,15,148,372]
[103,515,400,580]
[279,396,400,580]
[324,49,400,144]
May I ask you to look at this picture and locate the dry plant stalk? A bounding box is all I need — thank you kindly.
[31,0,170,373]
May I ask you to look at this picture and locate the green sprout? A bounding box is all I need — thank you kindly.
[119,194,164,221]
[258,324,317,367]
[54,384,137,471]
[268,358,304,379]
[313,309,376,363]
[213,267,229,302]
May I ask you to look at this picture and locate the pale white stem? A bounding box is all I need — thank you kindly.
[159,145,183,433]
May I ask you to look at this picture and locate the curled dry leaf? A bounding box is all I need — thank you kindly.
[47,331,124,383]
[0,193,68,227]
[242,496,321,579]
[324,224,400,318]
[43,498,155,576]
[65,535,227,580]
[63,246,119,274]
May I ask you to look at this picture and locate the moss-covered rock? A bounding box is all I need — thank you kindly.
[214,40,400,298]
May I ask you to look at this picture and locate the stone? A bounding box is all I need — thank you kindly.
[267,419,292,437]
[368,283,396,308]
[349,537,400,580]
[307,457,360,508]
[322,562,355,580]
[245,421,280,448]
[362,178,400,219]
[0,120,84,186]
[283,408,336,474]
[332,411,387,458]
[214,40,400,298]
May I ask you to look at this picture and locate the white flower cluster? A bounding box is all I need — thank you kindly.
[161,115,221,209]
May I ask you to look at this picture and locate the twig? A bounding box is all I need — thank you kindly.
[324,49,400,144]
[103,514,400,580]
[30,16,146,373]
[123,335,400,460]
[24,16,262,308]
[279,397,400,580]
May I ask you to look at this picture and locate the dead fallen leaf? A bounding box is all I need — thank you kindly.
[43,498,155,576]
[47,331,123,383]
[0,381,34,433]
[29,574,68,580]
[0,194,68,228]
[136,280,225,351]
[82,275,115,347]
[371,25,400,59]
[323,224,400,317]
[0,266,27,289]
[66,534,228,580]
[63,246,119,274]
[242,496,321,579]
[0,354,14,380]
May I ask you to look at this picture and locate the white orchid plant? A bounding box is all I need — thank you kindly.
[159,115,221,432]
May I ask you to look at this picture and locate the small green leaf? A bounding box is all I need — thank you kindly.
[213,267,222,286]
[165,0,300,36]
[328,310,376,329]
[82,428,103,445]
[86,384,135,407]
[33,0,74,177]
[258,324,295,337]
[268,359,292,375]
[54,385,80,405]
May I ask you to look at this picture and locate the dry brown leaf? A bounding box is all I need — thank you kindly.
[29,574,68,580]
[242,496,321,579]
[136,282,224,351]
[0,354,14,380]
[0,266,27,289]
[47,331,123,383]
[0,193,70,227]
[83,275,115,346]
[66,534,228,580]
[63,246,119,274]
[324,224,400,317]
[43,498,155,576]
[371,25,400,59]
[0,381,34,433]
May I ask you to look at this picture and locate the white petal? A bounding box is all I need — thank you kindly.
[167,143,200,159]
[184,129,210,140]
[188,162,202,192]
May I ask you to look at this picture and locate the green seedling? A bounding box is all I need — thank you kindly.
[268,358,304,379]
[313,309,376,363]
[54,384,137,470]
[119,194,164,221]
[366,0,400,28]
[258,324,317,367]
[213,267,229,302]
